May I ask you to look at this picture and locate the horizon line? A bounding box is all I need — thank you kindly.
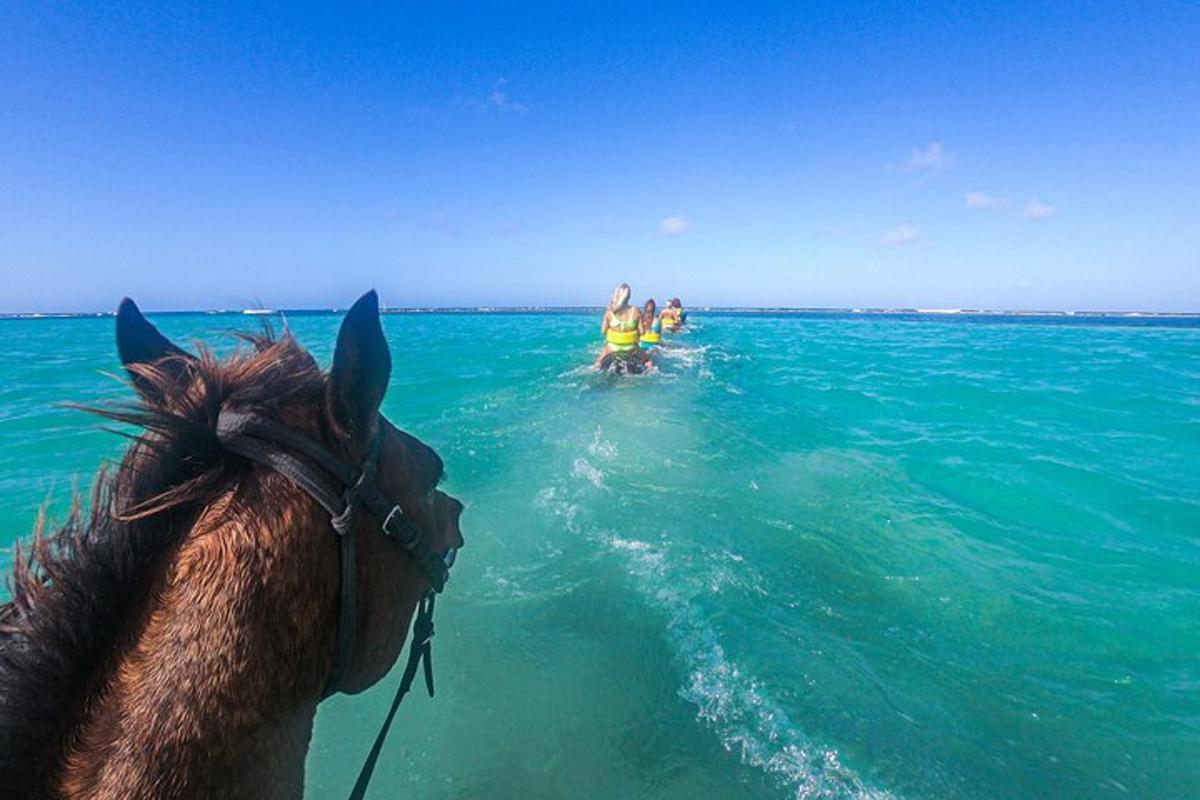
[2,305,1199,319]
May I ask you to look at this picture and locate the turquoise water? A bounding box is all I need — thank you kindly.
[2,311,1198,799]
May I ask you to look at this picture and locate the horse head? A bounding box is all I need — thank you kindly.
[115,290,464,692]
[0,291,463,798]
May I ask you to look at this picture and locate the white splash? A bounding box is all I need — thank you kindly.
[588,427,619,461]
[606,535,894,799]
[571,457,606,489]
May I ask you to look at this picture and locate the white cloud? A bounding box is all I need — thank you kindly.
[965,191,1007,209]
[1023,197,1056,219]
[898,141,952,175]
[483,78,527,113]
[659,215,691,236]
[880,223,920,246]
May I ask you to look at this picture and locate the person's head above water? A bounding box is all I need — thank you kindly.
[609,283,632,312]
[669,298,682,309]
[643,298,656,316]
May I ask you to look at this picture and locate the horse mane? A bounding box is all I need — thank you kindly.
[0,331,326,796]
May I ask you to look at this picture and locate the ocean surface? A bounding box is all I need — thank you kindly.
[1,310,1197,799]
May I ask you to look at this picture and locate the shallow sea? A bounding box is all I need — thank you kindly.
[1,310,1197,798]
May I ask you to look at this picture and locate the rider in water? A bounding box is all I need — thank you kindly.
[639,298,662,351]
[593,282,647,369]
[661,297,685,332]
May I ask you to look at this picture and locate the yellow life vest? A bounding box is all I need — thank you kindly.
[641,329,661,344]
[607,328,638,346]
[605,313,639,349]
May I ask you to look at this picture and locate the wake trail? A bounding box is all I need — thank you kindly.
[533,423,896,799]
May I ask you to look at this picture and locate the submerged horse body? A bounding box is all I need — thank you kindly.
[598,350,649,375]
[0,292,463,799]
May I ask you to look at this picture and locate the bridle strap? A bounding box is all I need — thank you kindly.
[216,423,347,518]
[214,408,451,799]
[217,411,450,593]
[214,411,448,689]
[216,413,361,697]
[218,410,359,487]
[346,480,449,593]
[347,592,436,800]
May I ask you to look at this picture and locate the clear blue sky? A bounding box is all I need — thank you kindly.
[2,2,1198,312]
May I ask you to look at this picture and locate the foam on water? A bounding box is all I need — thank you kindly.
[611,535,893,800]
[535,412,895,799]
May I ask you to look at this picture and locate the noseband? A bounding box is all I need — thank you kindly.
[215,409,456,800]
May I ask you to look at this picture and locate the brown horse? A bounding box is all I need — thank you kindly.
[0,291,464,799]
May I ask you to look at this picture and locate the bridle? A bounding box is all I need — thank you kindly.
[215,409,457,800]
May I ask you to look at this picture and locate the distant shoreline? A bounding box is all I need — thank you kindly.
[2,306,1198,320]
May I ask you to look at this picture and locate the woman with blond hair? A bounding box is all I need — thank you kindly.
[593,282,648,370]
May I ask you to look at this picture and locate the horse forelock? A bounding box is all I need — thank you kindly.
[0,332,327,796]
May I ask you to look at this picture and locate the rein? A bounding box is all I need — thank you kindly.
[214,410,455,799]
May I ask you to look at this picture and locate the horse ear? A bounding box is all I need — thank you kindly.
[115,297,195,402]
[327,290,392,443]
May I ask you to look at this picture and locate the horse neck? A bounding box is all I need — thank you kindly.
[56,487,340,800]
